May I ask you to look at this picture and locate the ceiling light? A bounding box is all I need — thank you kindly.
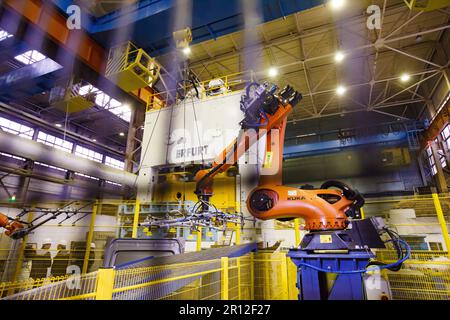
[400,73,411,83]
[336,85,347,96]
[268,67,279,78]
[182,46,191,56]
[119,132,125,137]
[334,51,345,63]
[330,0,346,10]
[93,139,97,142]
[55,123,62,128]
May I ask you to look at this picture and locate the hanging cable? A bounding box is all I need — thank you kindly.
[131,102,164,191]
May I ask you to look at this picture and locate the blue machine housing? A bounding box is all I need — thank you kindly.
[288,250,375,300]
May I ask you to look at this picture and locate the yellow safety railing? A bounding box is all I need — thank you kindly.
[375,250,450,300]
[0,192,449,300]
[403,0,450,11]
[146,71,256,111]
[106,41,161,92]
[0,275,69,298]
[2,249,450,300]
[3,271,98,300]
[0,252,294,300]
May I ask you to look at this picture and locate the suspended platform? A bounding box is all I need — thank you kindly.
[105,42,161,92]
[49,80,98,113]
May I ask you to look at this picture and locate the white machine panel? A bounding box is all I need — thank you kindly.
[137,91,250,203]
[140,91,244,168]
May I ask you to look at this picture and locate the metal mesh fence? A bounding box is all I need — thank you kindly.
[3,271,98,300]
[253,252,289,300]
[0,193,449,300]
[112,259,223,300]
[376,249,450,300]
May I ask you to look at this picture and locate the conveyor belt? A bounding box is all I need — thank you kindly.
[118,243,257,269]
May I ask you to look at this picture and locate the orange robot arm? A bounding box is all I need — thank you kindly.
[246,104,365,231]
[194,83,301,201]
[194,82,363,231]
[0,213,24,237]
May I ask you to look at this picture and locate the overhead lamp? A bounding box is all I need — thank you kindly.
[182,46,191,56]
[268,67,279,78]
[336,85,347,96]
[334,51,345,63]
[119,132,125,137]
[400,73,411,83]
[92,139,97,142]
[9,194,16,202]
[330,0,346,10]
[55,123,62,128]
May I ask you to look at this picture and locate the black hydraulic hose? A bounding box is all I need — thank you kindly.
[384,228,404,271]
[366,228,405,272]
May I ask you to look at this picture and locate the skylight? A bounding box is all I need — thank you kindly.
[0,29,12,42]
[14,50,47,65]
[0,116,34,139]
[78,84,131,122]
[37,131,73,153]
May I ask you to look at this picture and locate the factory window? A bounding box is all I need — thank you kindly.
[106,180,122,187]
[0,152,25,161]
[75,145,103,163]
[439,91,450,113]
[105,156,125,170]
[75,172,99,181]
[0,116,34,139]
[108,103,132,122]
[0,29,12,42]
[426,146,437,175]
[14,50,46,65]
[441,125,450,150]
[35,162,67,172]
[37,131,73,153]
[78,85,131,122]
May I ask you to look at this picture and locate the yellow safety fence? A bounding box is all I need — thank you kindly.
[146,71,256,111]
[1,249,450,300]
[1,252,296,300]
[376,250,450,300]
[0,193,449,300]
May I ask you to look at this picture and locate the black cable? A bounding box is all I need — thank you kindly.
[366,227,405,272]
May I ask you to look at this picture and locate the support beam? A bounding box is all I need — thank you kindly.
[0,58,62,93]
[0,0,153,105]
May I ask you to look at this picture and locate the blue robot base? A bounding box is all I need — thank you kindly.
[287,249,375,300]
